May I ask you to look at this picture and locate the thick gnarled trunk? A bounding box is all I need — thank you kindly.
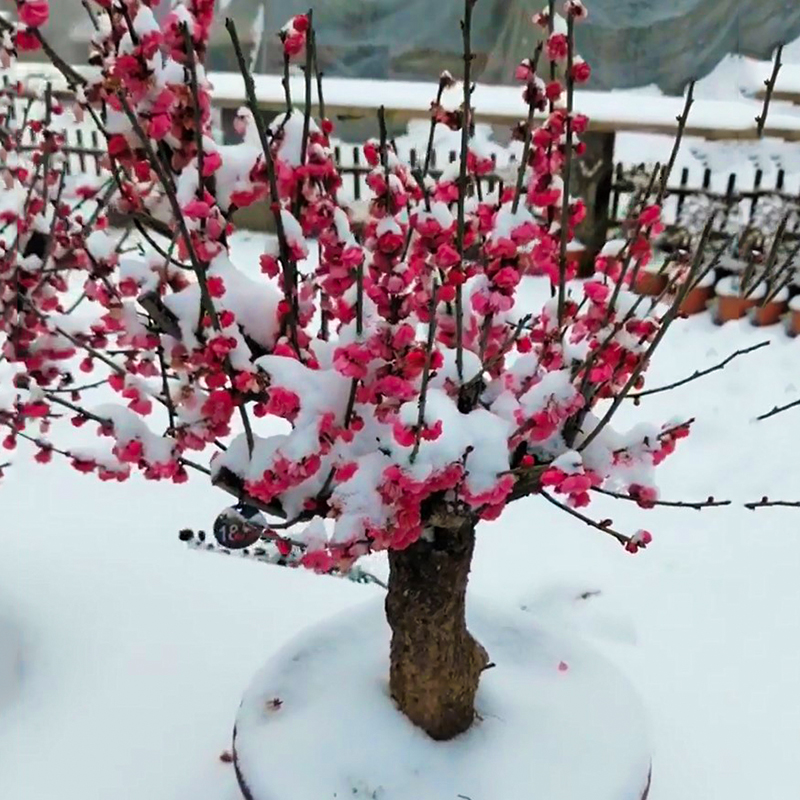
[385,520,488,741]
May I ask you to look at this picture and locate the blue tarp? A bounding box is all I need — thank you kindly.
[220,0,800,94]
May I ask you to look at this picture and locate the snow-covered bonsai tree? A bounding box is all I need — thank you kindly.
[1,0,732,745]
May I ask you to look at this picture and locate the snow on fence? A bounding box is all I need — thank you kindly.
[3,116,792,228]
[3,66,798,230]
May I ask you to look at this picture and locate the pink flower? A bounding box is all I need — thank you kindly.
[546,33,569,62]
[148,114,171,141]
[206,276,226,298]
[334,461,358,482]
[333,344,372,380]
[19,0,49,28]
[493,266,521,291]
[378,231,404,254]
[515,60,533,83]
[15,29,40,51]
[541,467,567,487]
[435,243,461,269]
[203,151,222,177]
[184,199,211,219]
[571,60,592,84]
[392,421,416,447]
[584,280,610,305]
[283,32,306,57]
[265,387,301,422]
[625,530,653,554]
[638,204,662,227]
[628,483,658,509]
[564,0,589,20]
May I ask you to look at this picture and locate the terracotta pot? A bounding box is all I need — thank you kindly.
[634,271,667,296]
[713,293,757,325]
[679,285,714,316]
[751,300,788,327]
[788,309,800,337]
[566,246,587,264]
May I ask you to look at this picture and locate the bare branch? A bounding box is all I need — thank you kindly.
[593,487,731,510]
[455,0,477,384]
[745,497,800,511]
[310,26,325,122]
[557,14,575,327]
[422,77,449,178]
[512,42,544,213]
[756,397,800,422]
[299,9,314,171]
[629,340,770,400]
[226,17,303,359]
[756,44,784,138]
[410,286,440,463]
[656,81,694,204]
[539,490,633,547]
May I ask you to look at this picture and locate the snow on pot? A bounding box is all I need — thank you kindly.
[751,286,789,327]
[232,602,653,800]
[712,276,761,325]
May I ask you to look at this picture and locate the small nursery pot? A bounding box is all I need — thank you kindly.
[634,270,667,296]
[713,293,757,325]
[679,285,714,316]
[789,309,800,337]
[751,299,788,327]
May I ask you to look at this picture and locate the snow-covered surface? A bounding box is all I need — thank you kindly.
[234,601,651,800]
[742,59,800,96]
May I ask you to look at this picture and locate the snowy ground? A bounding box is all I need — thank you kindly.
[2,231,800,799]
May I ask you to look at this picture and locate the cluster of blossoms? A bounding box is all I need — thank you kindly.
[1,0,691,573]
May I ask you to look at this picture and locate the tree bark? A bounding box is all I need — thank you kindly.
[385,519,488,741]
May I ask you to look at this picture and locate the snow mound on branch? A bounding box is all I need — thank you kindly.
[163,252,282,356]
[234,600,651,800]
[395,389,511,494]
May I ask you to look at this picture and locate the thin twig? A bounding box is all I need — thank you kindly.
[512,43,544,213]
[227,18,302,360]
[557,14,575,327]
[540,490,631,547]
[593,487,731,510]
[756,397,800,422]
[455,0,477,385]
[745,497,800,511]
[310,27,325,122]
[756,44,784,138]
[410,286,440,463]
[422,79,448,177]
[629,341,770,400]
[299,9,314,170]
[656,81,694,204]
